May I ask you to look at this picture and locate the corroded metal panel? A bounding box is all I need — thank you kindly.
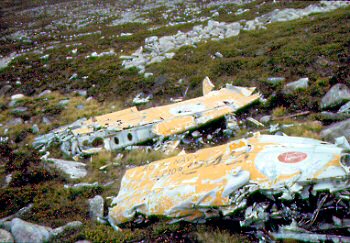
[73,81,260,137]
[33,77,261,155]
[109,134,347,224]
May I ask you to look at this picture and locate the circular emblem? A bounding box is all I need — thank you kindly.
[278,152,307,163]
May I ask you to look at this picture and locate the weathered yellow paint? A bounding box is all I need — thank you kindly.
[109,134,345,224]
[151,116,195,137]
[152,106,234,136]
[71,78,261,137]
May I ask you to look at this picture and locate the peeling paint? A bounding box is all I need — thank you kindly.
[33,77,260,155]
[108,133,349,225]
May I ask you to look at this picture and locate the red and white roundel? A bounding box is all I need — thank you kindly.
[277,152,307,164]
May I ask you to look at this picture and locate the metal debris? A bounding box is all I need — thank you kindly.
[109,133,350,228]
[33,77,261,156]
[247,117,264,127]
[132,92,152,105]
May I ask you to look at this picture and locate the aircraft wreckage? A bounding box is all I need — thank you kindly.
[109,133,350,241]
[33,76,350,240]
[33,77,261,156]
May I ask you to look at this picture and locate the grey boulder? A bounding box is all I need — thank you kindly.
[88,195,104,221]
[48,158,87,179]
[320,118,350,142]
[10,218,52,243]
[321,84,350,109]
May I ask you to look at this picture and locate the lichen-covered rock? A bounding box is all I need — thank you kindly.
[0,229,14,243]
[321,84,350,109]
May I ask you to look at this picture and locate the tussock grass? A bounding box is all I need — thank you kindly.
[196,228,249,243]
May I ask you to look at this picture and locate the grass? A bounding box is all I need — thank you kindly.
[196,228,249,243]
[280,119,323,139]
[272,106,287,118]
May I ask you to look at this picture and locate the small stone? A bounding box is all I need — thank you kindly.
[266,77,285,85]
[4,174,12,187]
[0,229,14,243]
[7,118,23,126]
[52,221,83,237]
[164,52,175,59]
[11,107,28,115]
[42,117,51,125]
[214,52,223,58]
[8,100,17,107]
[133,93,152,105]
[283,77,308,93]
[316,56,330,67]
[74,90,87,97]
[191,131,201,138]
[0,85,11,97]
[76,104,85,110]
[69,73,78,81]
[11,94,25,100]
[38,90,51,97]
[40,54,49,60]
[260,115,272,124]
[144,72,153,78]
[58,99,70,106]
[88,195,104,221]
[32,124,39,134]
[64,182,98,189]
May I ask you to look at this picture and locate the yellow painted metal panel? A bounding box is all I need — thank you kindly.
[71,82,261,137]
[109,134,346,224]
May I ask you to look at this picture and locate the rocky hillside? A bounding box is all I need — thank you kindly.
[0,0,350,242]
